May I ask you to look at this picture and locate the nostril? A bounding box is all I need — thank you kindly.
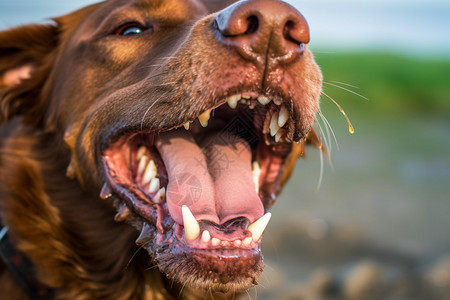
[283,18,310,45]
[284,20,300,44]
[244,16,259,35]
[214,14,260,37]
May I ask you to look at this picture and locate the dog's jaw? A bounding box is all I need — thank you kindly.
[101,93,302,291]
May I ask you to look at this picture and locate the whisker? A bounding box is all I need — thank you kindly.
[178,282,187,299]
[318,111,339,150]
[245,289,252,300]
[143,265,158,272]
[317,139,324,191]
[321,91,355,134]
[140,92,169,130]
[316,113,331,153]
[324,80,361,90]
[156,82,176,86]
[125,242,148,271]
[323,81,369,101]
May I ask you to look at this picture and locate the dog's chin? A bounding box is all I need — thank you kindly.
[139,222,264,292]
[100,92,305,292]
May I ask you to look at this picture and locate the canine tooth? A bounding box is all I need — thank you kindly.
[182,205,200,241]
[183,122,190,130]
[248,212,272,242]
[136,223,152,246]
[252,161,261,193]
[154,187,165,203]
[269,111,280,136]
[148,178,160,193]
[242,237,253,247]
[198,110,211,127]
[137,155,148,175]
[227,94,241,109]
[142,160,157,185]
[257,96,271,105]
[114,204,130,222]
[201,230,211,243]
[278,105,289,127]
[100,183,112,199]
[136,146,146,160]
[275,131,282,143]
[211,238,220,246]
[274,98,282,105]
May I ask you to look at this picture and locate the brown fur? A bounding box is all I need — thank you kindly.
[0,0,322,299]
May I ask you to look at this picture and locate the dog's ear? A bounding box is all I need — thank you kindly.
[0,23,59,125]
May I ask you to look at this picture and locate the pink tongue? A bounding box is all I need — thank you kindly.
[156,130,264,225]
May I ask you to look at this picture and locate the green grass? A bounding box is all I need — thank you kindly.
[312,51,450,118]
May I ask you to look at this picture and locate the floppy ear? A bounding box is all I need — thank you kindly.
[0,23,59,125]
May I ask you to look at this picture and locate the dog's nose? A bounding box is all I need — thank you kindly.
[214,0,309,63]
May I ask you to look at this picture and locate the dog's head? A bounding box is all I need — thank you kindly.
[0,0,322,293]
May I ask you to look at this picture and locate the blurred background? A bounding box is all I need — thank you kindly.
[1,0,449,299]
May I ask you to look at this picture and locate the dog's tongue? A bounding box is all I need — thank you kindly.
[156,129,264,226]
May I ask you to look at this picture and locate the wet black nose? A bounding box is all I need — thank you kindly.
[214,0,310,63]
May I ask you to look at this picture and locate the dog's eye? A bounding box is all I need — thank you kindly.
[115,23,147,36]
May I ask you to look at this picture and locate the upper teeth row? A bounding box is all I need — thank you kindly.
[182,205,271,246]
[182,94,290,139]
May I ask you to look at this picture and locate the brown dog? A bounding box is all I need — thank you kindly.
[0,0,322,299]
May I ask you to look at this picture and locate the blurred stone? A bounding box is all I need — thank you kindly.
[306,218,329,240]
[306,268,333,295]
[425,255,450,296]
[342,260,383,300]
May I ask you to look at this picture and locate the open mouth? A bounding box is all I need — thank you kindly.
[102,91,300,290]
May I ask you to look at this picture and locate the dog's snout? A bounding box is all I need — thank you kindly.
[214,0,310,63]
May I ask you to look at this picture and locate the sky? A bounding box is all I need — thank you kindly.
[1,0,449,58]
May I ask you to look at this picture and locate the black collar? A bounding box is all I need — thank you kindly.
[0,226,55,300]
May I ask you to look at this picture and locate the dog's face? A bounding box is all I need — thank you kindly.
[0,0,322,293]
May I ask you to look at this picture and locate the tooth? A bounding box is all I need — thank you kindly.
[100,183,112,199]
[257,96,271,105]
[136,223,152,246]
[183,122,190,130]
[278,105,289,127]
[252,161,261,193]
[154,187,165,203]
[136,146,147,160]
[211,238,220,246]
[148,178,160,193]
[227,95,241,109]
[248,212,272,242]
[275,131,282,143]
[234,240,242,247]
[269,111,280,136]
[142,160,157,185]
[198,109,211,127]
[274,98,282,105]
[242,93,251,99]
[182,205,200,241]
[242,237,253,247]
[114,204,130,222]
[201,230,211,243]
[137,155,148,175]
